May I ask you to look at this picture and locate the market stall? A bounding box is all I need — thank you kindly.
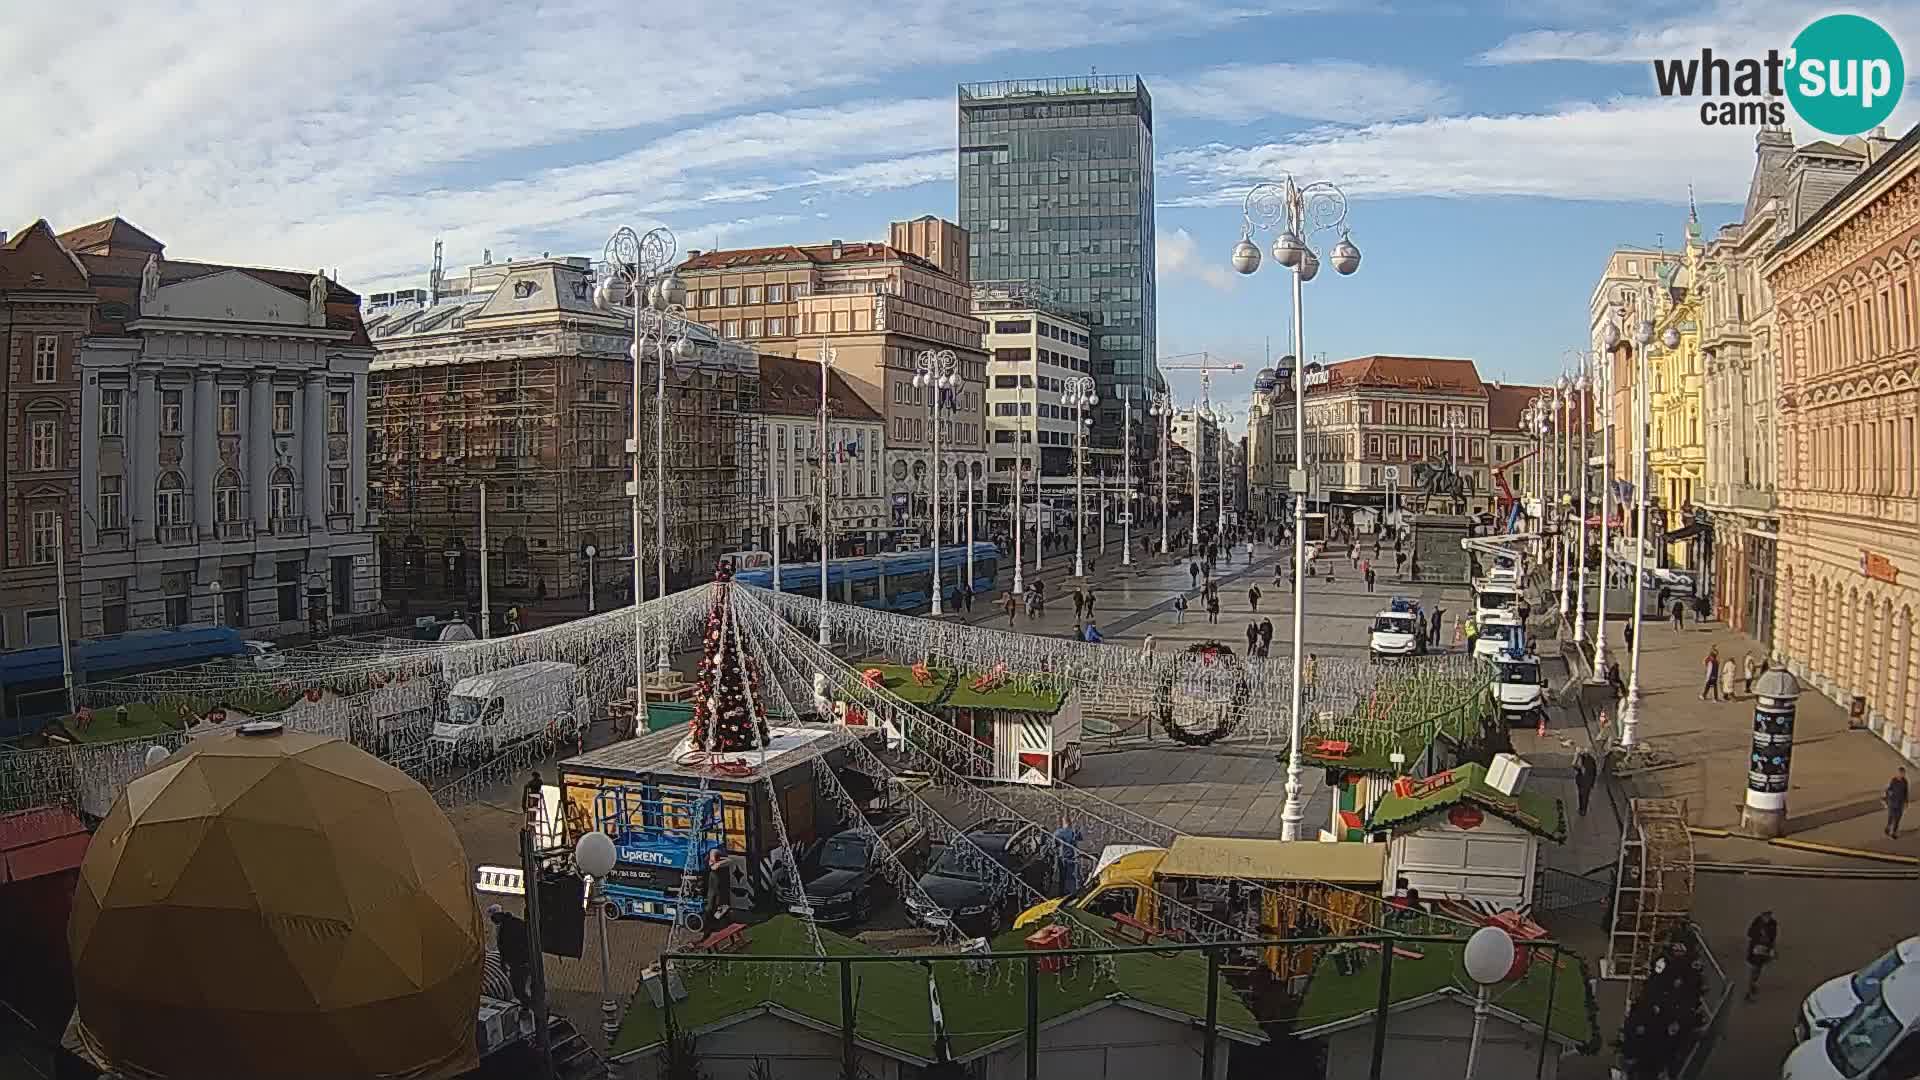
[859,663,1081,786]
[1365,761,1566,912]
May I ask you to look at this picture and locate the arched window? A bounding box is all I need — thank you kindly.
[156,471,187,529]
[214,468,243,525]
[270,467,296,525]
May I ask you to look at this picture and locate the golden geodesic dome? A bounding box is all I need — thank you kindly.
[68,723,484,1080]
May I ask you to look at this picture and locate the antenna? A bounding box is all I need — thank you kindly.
[428,239,444,307]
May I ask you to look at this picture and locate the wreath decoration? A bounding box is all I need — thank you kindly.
[1155,640,1252,745]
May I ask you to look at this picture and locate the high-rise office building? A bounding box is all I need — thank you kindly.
[957,76,1158,455]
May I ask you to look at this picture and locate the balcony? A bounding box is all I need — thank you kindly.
[159,524,195,546]
[217,520,252,541]
[270,515,308,537]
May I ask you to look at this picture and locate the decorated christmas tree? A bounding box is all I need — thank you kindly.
[688,563,772,754]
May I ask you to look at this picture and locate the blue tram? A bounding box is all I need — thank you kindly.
[730,543,1001,612]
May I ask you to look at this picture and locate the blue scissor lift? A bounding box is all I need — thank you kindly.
[594,785,726,926]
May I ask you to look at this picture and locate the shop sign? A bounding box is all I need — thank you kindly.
[1861,550,1900,585]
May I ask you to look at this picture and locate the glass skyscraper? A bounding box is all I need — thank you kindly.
[957,76,1159,451]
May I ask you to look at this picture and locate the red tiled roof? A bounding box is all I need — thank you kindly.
[0,220,89,292]
[1484,383,1550,432]
[0,806,90,883]
[56,216,165,256]
[1321,355,1488,396]
[680,241,940,275]
[759,353,883,422]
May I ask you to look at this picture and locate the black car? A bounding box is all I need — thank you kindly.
[914,819,1053,936]
[794,831,892,926]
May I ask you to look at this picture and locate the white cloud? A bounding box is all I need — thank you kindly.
[1477,0,1920,65]
[1154,62,1460,123]
[0,0,1259,288]
[1157,227,1240,292]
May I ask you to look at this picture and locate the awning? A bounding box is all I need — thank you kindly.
[1664,522,1710,543]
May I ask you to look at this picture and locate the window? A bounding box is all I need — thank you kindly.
[161,389,183,433]
[331,556,353,614]
[214,469,242,525]
[101,578,128,635]
[100,389,123,436]
[328,468,349,515]
[722,287,741,305]
[1626,260,1639,275]
[277,560,302,622]
[745,319,762,337]
[28,509,58,565]
[28,413,58,470]
[156,471,188,532]
[722,320,740,338]
[327,391,348,434]
[32,335,57,383]
[273,390,294,433]
[745,286,763,304]
[220,566,246,627]
[270,467,296,524]
[99,476,124,530]
[767,317,786,336]
[218,389,240,433]
[163,571,192,628]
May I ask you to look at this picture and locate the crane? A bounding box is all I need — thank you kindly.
[1157,352,1247,549]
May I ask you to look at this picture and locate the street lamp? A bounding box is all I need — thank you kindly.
[1064,375,1098,578]
[584,544,597,613]
[816,339,836,646]
[914,349,960,615]
[209,580,223,629]
[1592,334,1616,677]
[572,830,620,1058]
[965,459,979,596]
[1149,391,1174,557]
[595,225,687,676]
[1562,352,1595,649]
[1557,373,1576,619]
[1121,391,1134,566]
[1012,452,1029,594]
[1214,408,1236,537]
[1462,925,1518,1080]
[1231,173,1361,842]
[1606,305,1656,748]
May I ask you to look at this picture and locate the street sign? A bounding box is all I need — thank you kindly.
[1384,466,1400,483]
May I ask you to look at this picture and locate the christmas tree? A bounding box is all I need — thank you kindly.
[1619,927,1707,1079]
[689,562,772,754]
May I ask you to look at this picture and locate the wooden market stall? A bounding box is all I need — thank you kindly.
[860,663,1083,786]
[1364,762,1566,913]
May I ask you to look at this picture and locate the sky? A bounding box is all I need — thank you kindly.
[5,0,1916,407]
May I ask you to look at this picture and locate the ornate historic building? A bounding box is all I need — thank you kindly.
[1765,123,1920,758]
[1590,246,1668,473]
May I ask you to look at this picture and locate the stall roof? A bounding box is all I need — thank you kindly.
[1365,763,1567,843]
[860,663,1069,714]
[0,806,90,883]
[1157,837,1386,884]
[562,723,882,782]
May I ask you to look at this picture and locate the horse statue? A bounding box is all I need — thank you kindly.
[1412,461,1469,515]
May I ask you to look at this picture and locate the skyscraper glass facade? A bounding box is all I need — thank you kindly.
[957,76,1158,449]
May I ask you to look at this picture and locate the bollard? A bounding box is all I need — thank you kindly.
[1741,669,1802,838]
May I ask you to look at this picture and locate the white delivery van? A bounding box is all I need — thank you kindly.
[1783,963,1920,1079]
[1369,608,1426,659]
[1473,614,1524,662]
[1800,937,1920,1043]
[1491,651,1547,725]
[431,660,590,762]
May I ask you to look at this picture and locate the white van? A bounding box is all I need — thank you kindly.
[1800,937,1920,1043]
[1784,963,1920,1079]
[1473,614,1524,662]
[431,661,590,762]
[1369,609,1426,659]
[1473,583,1520,624]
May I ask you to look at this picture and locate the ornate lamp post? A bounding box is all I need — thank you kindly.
[1012,451,1028,594]
[1231,174,1362,842]
[1603,303,1656,747]
[914,349,960,615]
[1149,391,1174,557]
[816,339,835,646]
[594,225,686,675]
[1562,352,1595,648]
[1121,391,1134,566]
[1064,375,1098,578]
[1591,340,1615,676]
[965,459,978,593]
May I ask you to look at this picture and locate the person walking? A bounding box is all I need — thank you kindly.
[1172,593,1188,626]
[1364,566,1377,593]
[1033,578,1046,615]
[1246,621,1261,654]
[487,904,533,1006]
[1671,600,1686,631]
[1083,589,1097,620]
[1190,562,1200,588]
[1573,748,1598,818]
[1248,585,1262,613]
[1606,655,1626,700]
[1206,593,1220,624]
[1395,549,1407,574]
[1701,647,1721,701]
[1745,910,1779,1001]
[1719,652,1737,701]
[1886,767,1910,839]
[1463,615,1479,655]
[1622,619,1635,653]
[962,585,974,613]
[1002,591,1018,627]
[1742,651,1760,697]
[1259,617,1274,657]
[1072,589,1086,623]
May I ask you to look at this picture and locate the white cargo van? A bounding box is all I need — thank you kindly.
[1783,963,1920,1079]
[1491,651,1546,725]
[432,661,589,762]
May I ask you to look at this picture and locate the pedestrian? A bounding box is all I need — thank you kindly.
[1701,647,1721,701]
[1365,567,1376,593]
[1573,748,1598,818]
[1742,651,1759,696]
[1623,620,1635,653]
[1072,590,1086,622]
[1206,594,1220,624]
[1246,621,1260,654]
[1259,617,1274,655]
[1606,656,1626,700]
[1172,594,1188,626]
[1190,562,1200,588]
[487,904,533,1006]
[1745,910,1779,1000]
[1886,767,1910,839]
[1024,589,1038,620]
[1082,622,1103,643]
[1463,616,1478,654]
[1143,634,1157,653]
[707,846,735,924]
[962,585,974,613]
[1304,653,1319,700]
[1248,585,1262,612]
[1084,589,1096,618]
[1518,599,1532,625]
[1246,540,1254,564]
[1429,607,1445,645]
[1671,600,1686,630]
[1034,578,1046,615]
[1396,550,1407,573]
[1719,652,1737,700]
[1002,591,1017,627]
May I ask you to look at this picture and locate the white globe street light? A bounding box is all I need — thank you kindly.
[573,831,621,1051]
[1149,392,1175,558]
[914,350,961,616]
[1065,376,1098,579]
[1463,925,1519,1080]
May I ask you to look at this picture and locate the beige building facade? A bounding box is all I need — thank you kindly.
[973,284,1092,518]
[1765,124,1920,757]
[677,222,988,542]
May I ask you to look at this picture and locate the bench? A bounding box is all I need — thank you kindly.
[692,923,749,955]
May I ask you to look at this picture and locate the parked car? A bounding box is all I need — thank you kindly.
[244,640,286,671]
[796,831,894,926]
[1799,937,1920,1043]
[914,818,1053,936]
[1783,962,1920,1079]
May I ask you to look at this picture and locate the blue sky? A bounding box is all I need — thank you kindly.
[5,0,1915,405]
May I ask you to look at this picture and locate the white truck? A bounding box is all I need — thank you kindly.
[1490,651,1547,726]
[431,660,590,763]
[1472,612,1525,663]
[1368,600,1427,659]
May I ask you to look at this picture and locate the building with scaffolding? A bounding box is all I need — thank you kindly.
[364,250,761,625]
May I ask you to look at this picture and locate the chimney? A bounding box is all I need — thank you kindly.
[830,239,844,260]
[686,250,701,259]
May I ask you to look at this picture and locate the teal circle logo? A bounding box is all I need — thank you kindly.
[1786,14,1904,136]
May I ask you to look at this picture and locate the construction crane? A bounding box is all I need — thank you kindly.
[1491,445,1541,522]
[1157,352,1247,549]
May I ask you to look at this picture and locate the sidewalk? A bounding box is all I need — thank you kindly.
[1573,611,1920,862]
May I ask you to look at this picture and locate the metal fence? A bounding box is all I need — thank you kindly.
[625,933,1588,1080]
[1676,923,1734,1080]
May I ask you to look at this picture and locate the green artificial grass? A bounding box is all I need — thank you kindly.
[856,663,1066,715]
[1293,938,1596,1051]
[613,914,1259,1061]
[1366,763,1567,842]
[56,702,185,743]
[1298,669,1494,775]
[858,665,955,708]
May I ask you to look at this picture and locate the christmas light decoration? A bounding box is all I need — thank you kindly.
[688,564,770,754]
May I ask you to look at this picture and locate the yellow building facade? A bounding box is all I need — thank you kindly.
[1647,218,1708,522]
